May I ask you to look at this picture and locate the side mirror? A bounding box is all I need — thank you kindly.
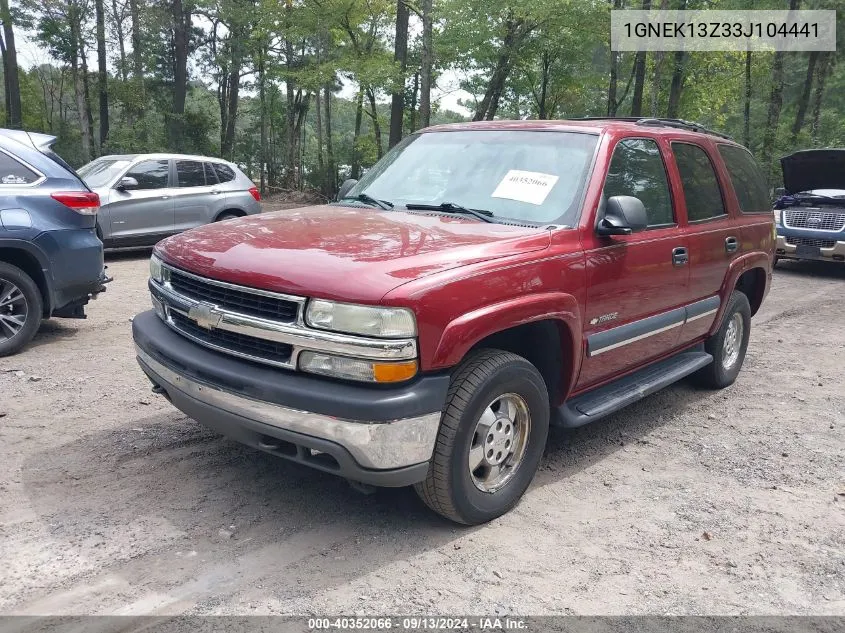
[336,178,358,201]
[597,195,648,236]
[116,176,139,191]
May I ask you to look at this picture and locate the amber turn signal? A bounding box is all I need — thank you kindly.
[373,360,418,383]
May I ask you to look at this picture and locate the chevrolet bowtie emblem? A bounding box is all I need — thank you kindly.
[188,302,223,330]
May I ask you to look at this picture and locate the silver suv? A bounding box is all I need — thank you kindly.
[78,153,261,247]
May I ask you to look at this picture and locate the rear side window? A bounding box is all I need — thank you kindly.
[0,151,40,185]
[125,160,169,189]
[204,162,219,184]
[176,160,207,187]
[717,145,770,213]
[213,163,235,183]
[672,143,726,222]
[603,138,674,227]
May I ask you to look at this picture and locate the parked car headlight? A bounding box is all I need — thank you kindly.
[298,351,418,383]
[305,299,416,338]
[149,254,164,283]
[773,208,782,224]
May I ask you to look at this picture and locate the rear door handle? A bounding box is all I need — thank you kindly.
[672,246,688,266]
[725,236,739,253]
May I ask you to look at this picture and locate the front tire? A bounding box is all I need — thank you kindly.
[215,211,242,222]
[0,262,43,357]
[695,291,751,389]
[415,349,549,525]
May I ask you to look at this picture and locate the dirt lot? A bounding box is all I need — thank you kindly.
[0,252,843,616]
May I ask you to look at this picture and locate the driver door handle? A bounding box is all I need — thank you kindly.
[672,246,689,266]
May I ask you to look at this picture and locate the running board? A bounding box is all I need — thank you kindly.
[557,348,713,428]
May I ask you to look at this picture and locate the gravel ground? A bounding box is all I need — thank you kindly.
[0,252,843,616]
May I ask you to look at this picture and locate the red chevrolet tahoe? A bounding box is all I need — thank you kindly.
[133,118,775,524]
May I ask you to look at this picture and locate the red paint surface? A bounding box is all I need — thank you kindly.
[156,120,774,403]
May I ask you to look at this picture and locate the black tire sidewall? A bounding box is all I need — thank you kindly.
[448,360,549,524]
[0,263,43,356]
[706,292,751,387]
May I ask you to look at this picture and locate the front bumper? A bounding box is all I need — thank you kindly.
[132,310,449,486]
[776,226,845,262]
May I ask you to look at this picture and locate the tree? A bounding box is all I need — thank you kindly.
[629,0,650,117]
[418,0,432,128]
[95,0,109,147]
[388,0,409,148]
[0,0,22,128]
[169,0,191,151]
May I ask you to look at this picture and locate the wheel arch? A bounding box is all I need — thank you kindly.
[0,241,52,316]
[431,292,582,406]
[214,208,246,221]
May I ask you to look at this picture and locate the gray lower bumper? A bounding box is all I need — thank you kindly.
[137,347,441,485]
[776,235,845,261]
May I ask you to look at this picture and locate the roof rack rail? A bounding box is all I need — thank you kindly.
[635,118,734,140]
[566,116,734,141]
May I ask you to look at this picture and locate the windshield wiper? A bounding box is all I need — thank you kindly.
[405,202,494,223]
[339,193,394,210]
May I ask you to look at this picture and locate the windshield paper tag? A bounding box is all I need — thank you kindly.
[491,170,559,205]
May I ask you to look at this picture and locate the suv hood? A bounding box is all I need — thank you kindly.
[781,149,845,194]
[156,205,551,303]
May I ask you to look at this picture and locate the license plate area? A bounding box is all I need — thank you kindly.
[795,244,822,258]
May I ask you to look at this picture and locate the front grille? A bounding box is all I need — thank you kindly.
[170,310,293,366]
[786,237,836,249]
[169,268,299,322]
[784,209,845,232]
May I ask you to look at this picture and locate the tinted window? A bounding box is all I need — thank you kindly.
[213,163,235,183]
[717,145,770,213]
[0,151,39,185]
[672,143,726,222]
[125,160,169,189]
[176,160,207,187]
[603,138,674,226]
[204,162,219,185]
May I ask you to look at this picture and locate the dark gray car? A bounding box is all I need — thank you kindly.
[78,153,262,247]
[0,129,107,356]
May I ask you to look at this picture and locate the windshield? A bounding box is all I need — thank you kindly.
[347,130,598,224]
[78,158,131,188]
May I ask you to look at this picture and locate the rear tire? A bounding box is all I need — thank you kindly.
[415,349,549,525]
[694,291,751,389]
[215,211,242,222]
[0,262,43,357]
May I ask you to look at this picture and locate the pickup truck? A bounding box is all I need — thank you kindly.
[133,118,775,525]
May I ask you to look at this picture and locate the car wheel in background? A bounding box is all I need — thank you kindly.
[415,349,549,525]
[0,262,43,357]
[694,291,751,389]
[215,212,242,222]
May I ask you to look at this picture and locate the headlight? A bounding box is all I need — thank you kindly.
[298,351,418,383]
[773,208,782,224]
[305,299,416,338]
[150,254,163,283]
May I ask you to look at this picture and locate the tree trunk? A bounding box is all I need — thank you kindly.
[409,71,419,132]
[223,64,240,159]
[315,83,325,194]
[95,0,109,148]
[790,51,818,142]
[809,52,834,144]
[0,0,22,129]
[170,0,190,152]
[130,0,142,79]
[0,31,10,128]
[473,16,530,121]
[538,50,550,119]
[388,0,409,149]
[110,0,128,81]
[324,88,336,195]
[68,7,92,161]
[352,87,364,179]
[366,87,383,159]
[630,0,651,117]
[666,50,685,118]
[607,0,622,116]
[743,51,752,147]
[80,43,96,156]
[285,35,297,188]
[258,47,267,194]
[419,0,433,128]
